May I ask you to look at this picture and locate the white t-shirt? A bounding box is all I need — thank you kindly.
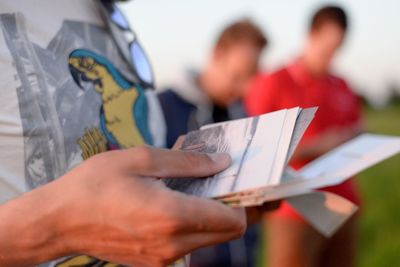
[0,0,166,266]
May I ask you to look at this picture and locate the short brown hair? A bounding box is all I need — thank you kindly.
[215,19,267,50]
[310,5,348,32]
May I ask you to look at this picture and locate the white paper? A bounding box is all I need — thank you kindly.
[286,107,318,162]
[300,134,400,186]
[268,107,301,185]
[287,191,358,237]
[233,109,289,192]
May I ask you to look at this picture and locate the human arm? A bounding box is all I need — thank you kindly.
[0,147,246,267]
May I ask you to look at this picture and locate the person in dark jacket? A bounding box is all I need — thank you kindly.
[158,19,268,267]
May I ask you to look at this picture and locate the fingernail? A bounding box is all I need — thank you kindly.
[208,153,231,165]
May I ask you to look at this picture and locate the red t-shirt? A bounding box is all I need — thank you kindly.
[245,62,362,212]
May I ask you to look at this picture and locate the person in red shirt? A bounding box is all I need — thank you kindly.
[245,6,362,267]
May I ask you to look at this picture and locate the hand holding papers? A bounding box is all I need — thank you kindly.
[165,107,316,199]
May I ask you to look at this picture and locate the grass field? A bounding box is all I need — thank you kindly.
[357,103,400,267]
[259,102,400,267]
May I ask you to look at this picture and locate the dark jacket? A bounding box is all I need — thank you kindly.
[157,71,258,267]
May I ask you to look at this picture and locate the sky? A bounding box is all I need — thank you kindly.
[121,0,400,106]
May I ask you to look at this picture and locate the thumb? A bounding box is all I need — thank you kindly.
[116,146,231,178]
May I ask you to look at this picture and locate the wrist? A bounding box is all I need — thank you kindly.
[0,179,74,266]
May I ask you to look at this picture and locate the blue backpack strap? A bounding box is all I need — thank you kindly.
[157,89,196,148]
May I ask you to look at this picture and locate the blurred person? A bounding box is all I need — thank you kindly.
[245,6,362,267]
[158,19,268,267]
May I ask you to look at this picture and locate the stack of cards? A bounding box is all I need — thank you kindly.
[164,107,400,209]
[165,106,316,204]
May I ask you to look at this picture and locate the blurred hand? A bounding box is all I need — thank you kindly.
[0,147,246,267]
[292,124,363,161]
[315,124,362,153]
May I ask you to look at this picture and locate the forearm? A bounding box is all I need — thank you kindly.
[0,183,70,266]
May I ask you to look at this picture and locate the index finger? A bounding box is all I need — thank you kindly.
[177,193,247,234]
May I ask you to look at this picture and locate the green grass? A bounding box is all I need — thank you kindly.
[258,103,400,267]
[356,103,400,267]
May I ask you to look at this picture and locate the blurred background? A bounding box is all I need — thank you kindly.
[121,1,399,266]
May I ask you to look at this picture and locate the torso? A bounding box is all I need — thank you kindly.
[0,1,160,265]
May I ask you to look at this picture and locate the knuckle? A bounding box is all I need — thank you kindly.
[133,146,154,169]
[159,213,184,236]
[154,200,185,235]
[134,146,153,161]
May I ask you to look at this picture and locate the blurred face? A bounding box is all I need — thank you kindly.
[209,42,262,106]
[306,22,345,74]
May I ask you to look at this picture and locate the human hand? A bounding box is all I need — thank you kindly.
[317,125,362,153]
[0,147,246,267]
[292,124,362,161]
